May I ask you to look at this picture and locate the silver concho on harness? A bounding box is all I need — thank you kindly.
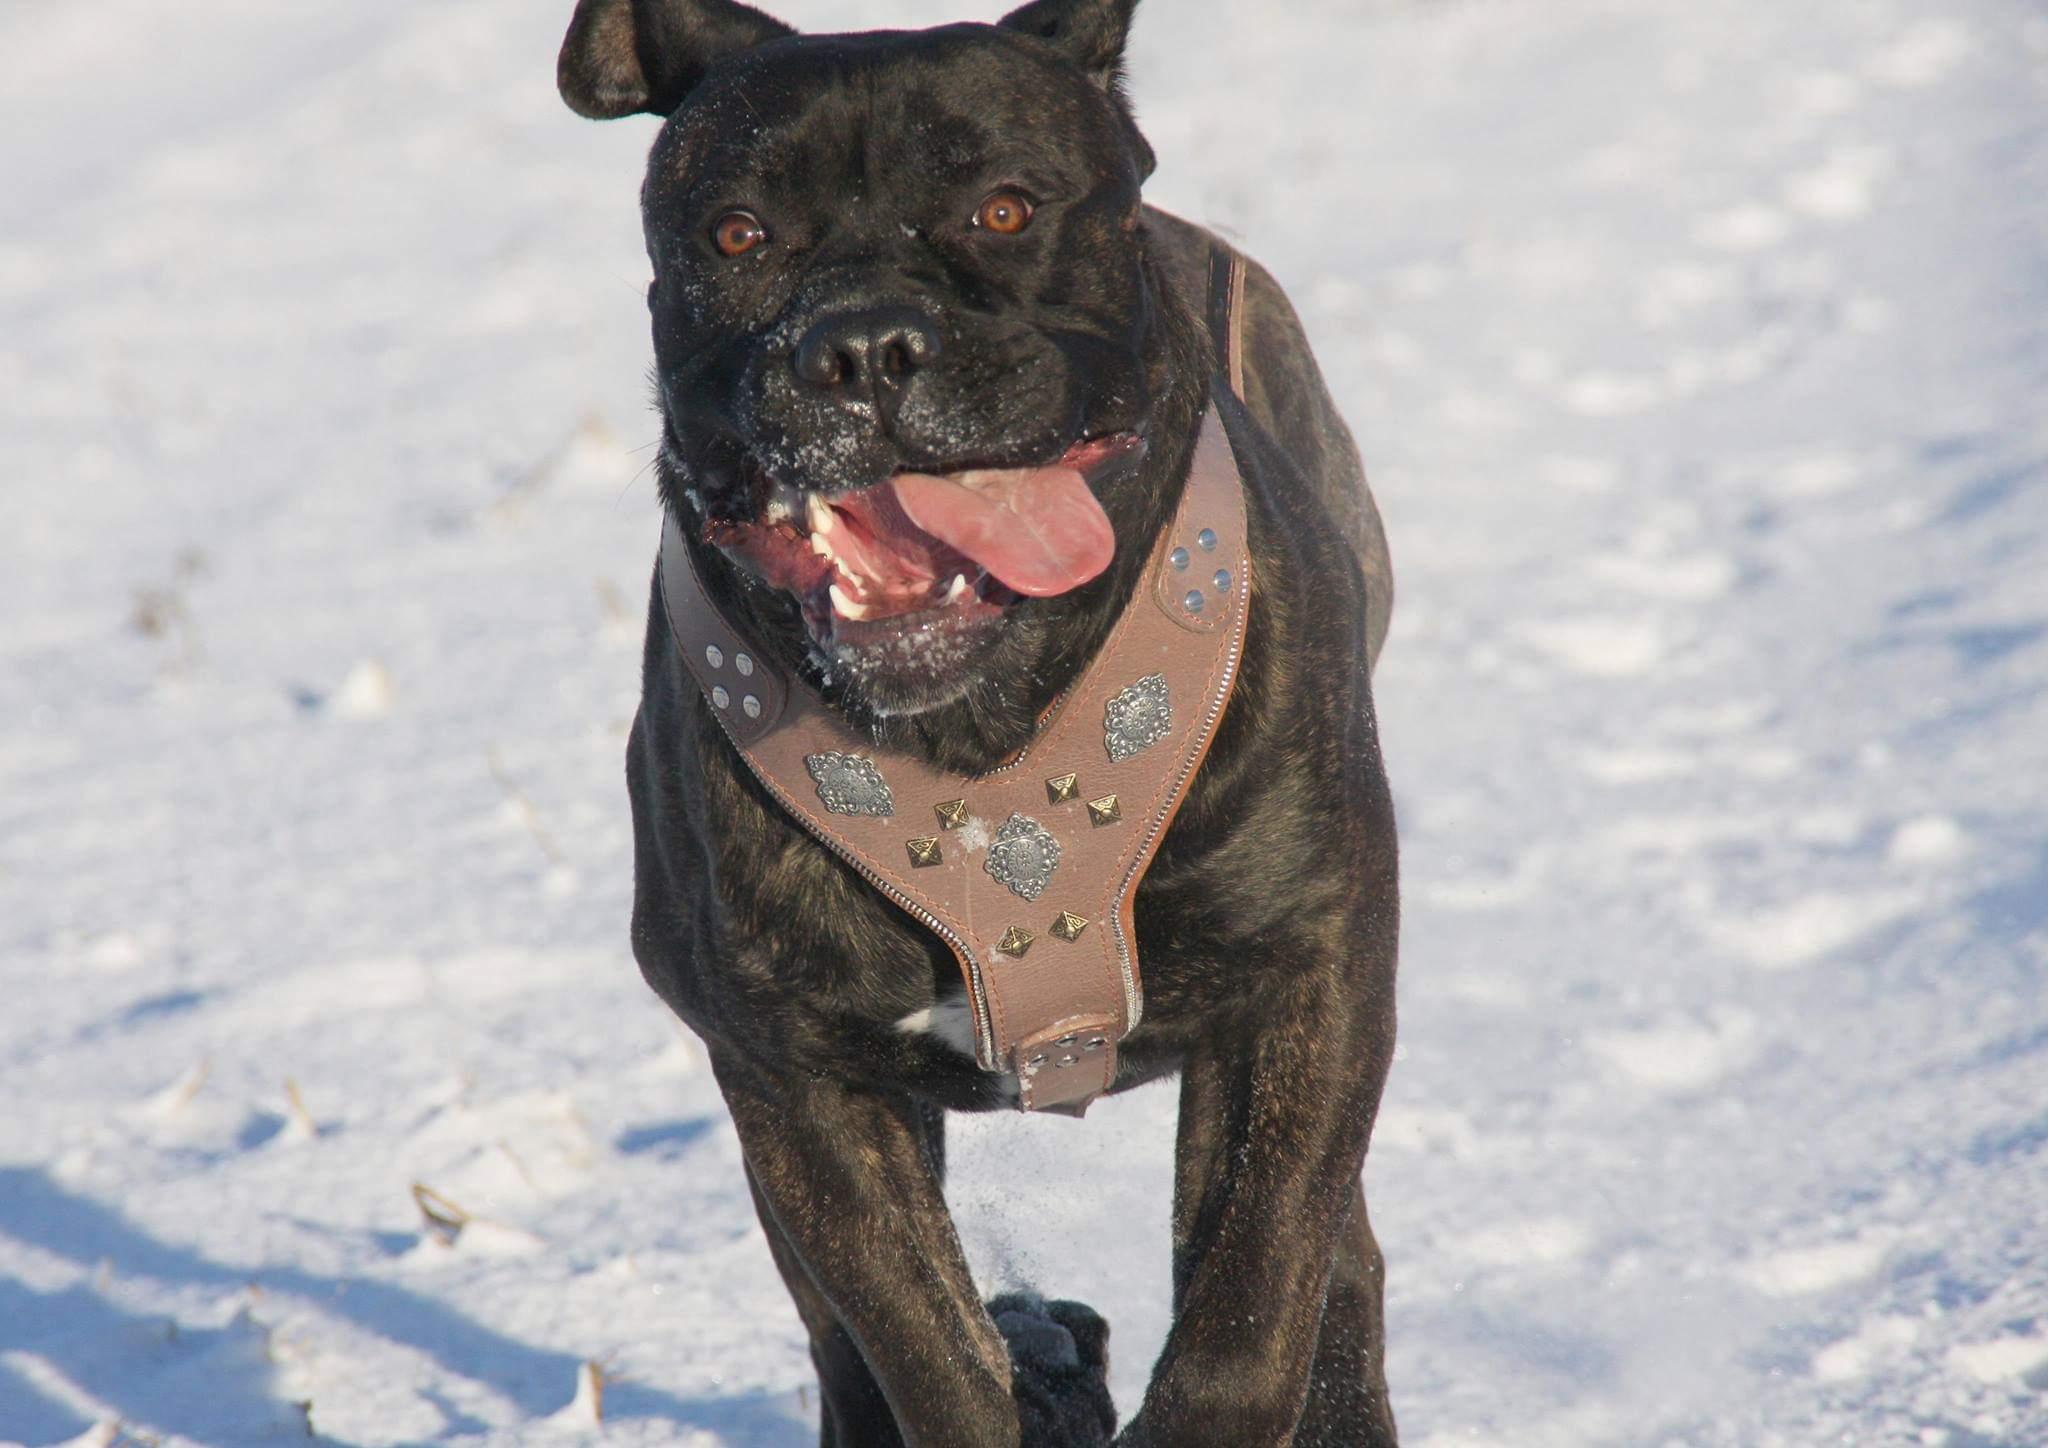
[985,813,1062,901]
[805,752,895,817]
[1105,674,1172,763]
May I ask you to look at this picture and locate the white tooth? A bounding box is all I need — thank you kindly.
[806,494,837,535]
[829,583,876,620]
[835,561,860,585]
[943,572,971,604]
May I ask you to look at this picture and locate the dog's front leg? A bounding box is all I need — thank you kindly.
[1124,958,1398,1448]
[712,1050,1021,1448]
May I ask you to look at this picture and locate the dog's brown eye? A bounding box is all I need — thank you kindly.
[712,211,767,257]
[974,190,1034,235]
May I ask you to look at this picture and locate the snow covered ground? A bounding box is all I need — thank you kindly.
[4,0,2045,1443]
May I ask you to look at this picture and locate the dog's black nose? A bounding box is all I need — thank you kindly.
[793,307,942,397]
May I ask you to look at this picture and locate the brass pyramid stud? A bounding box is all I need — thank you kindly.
[996,926,1035,957]
[934,799,970,831]
[1050,910,1089,943]
[906,836,943,868]
[1086,794,1123,827]
[1045,772,1080,805]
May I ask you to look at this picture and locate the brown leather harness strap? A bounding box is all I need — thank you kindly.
[1210,241,1248,401]
[661,242,1252,1113]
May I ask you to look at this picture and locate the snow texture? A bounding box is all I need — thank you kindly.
[4,0,2046,1444]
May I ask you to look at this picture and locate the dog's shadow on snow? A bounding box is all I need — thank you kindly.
[0,1166,808,1447]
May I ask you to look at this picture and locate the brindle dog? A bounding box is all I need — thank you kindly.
[557,1,1398,1443]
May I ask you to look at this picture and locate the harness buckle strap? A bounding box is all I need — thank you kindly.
[1012,1014,1120,1116]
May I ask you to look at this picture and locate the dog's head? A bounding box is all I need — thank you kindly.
[561,0,1183,721]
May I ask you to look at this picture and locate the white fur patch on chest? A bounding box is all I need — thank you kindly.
[894,990,980,1057]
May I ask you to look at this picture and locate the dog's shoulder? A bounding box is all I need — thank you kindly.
[1142,207,1393,669]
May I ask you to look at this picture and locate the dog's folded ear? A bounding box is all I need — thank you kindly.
[998,0,1139,93]
[558,0,794,119]
[998,0,1153,181]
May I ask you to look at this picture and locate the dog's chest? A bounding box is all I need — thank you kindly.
[668,403,1249,1113]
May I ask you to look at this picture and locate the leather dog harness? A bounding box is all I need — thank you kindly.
[660,245,1252,1114]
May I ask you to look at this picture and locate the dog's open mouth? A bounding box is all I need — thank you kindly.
[706,435,1143,650]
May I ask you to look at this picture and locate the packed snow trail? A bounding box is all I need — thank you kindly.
[2,0,2045,1444]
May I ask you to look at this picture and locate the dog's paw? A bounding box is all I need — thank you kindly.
[990,1291,1116,1447]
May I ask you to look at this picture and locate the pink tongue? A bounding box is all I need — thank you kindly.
[890,466,1115,597]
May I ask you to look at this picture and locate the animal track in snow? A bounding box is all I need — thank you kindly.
[1785,146,1893,221]
[1706,891,1913,970]
[1418,853,1548,911]
[1450,1216,1592,1269]
[1515,615,1671,677]
[1587,549,1738,603]
[1587,1010,1760,1093]
[1946,1333,2048,1387]
[1694,204,1792,253]
[1633,262,1739,328]
[1785,69,1862,121]
[1772,451,1865,499]
[1737,1229,1901,1298]
[1370,1104,1485,1161]
[1813,1314,1922,1383]
[1558,372,1665,417]
[1647,697,1779,738]
[1573,749,1700,786]
[1866,19,1975,89]
[1534,454,1622,494]
[1886,815,1969,867]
